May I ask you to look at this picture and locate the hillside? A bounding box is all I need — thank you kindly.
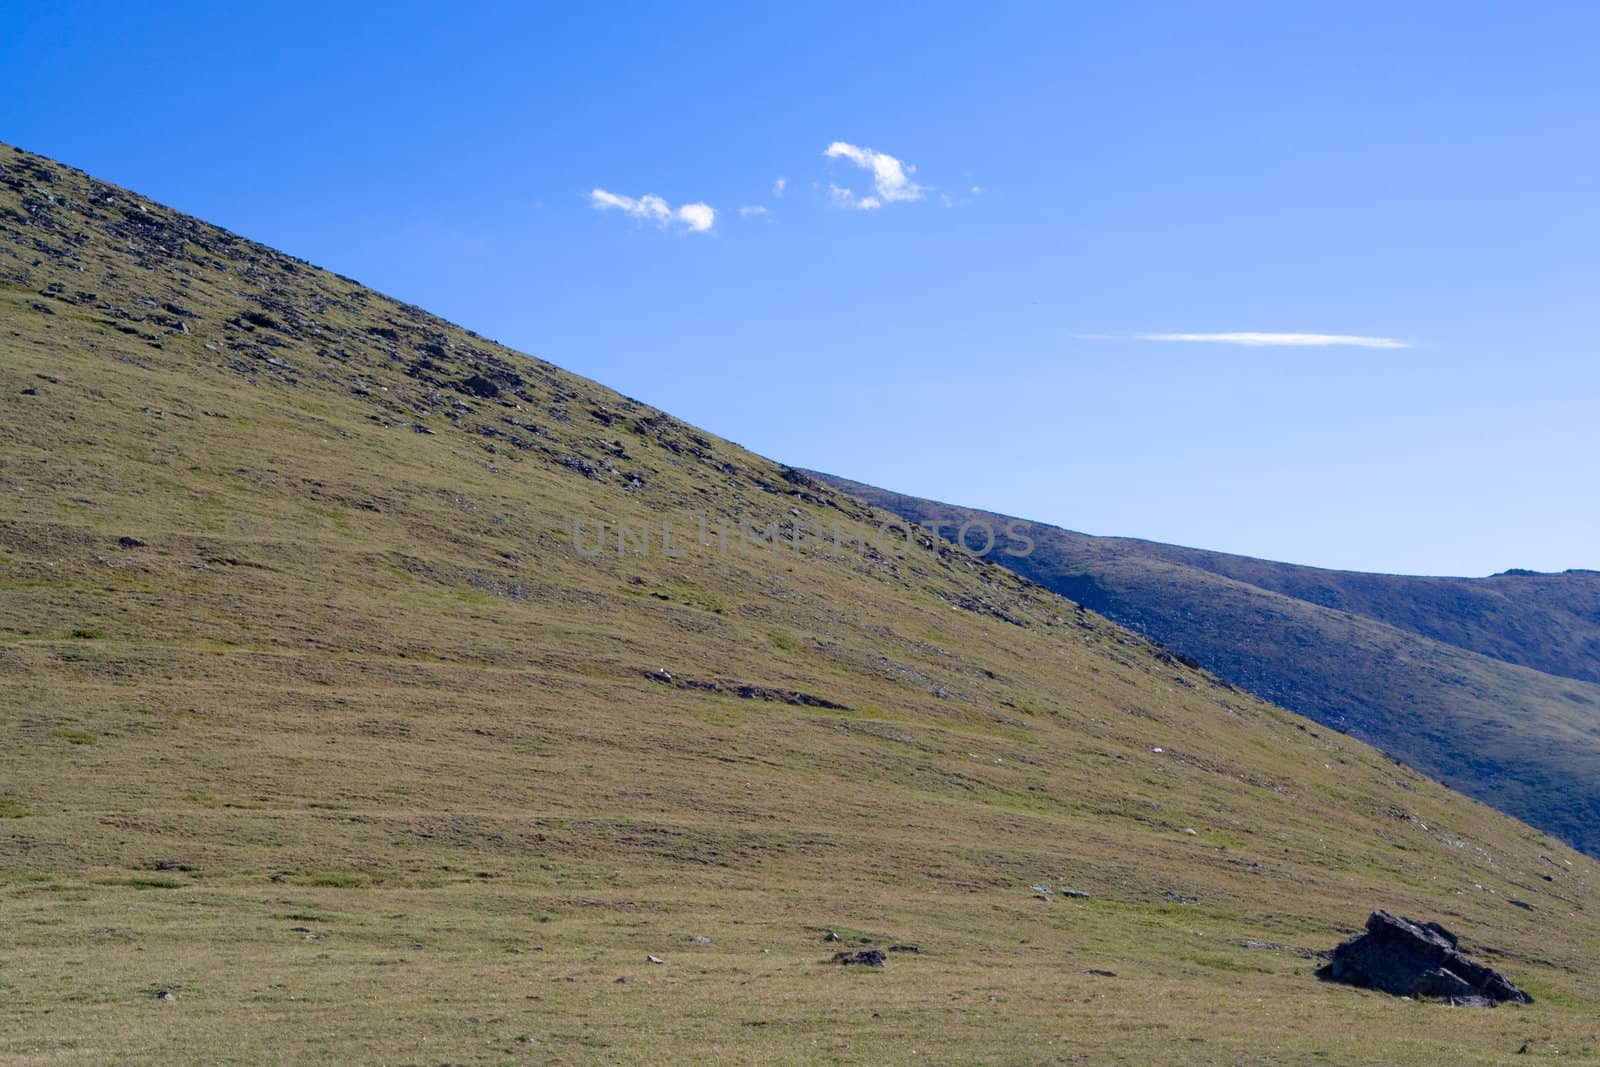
[811,475,1600,859]
[1065,540,1600,687]
[2,141,1598,1065]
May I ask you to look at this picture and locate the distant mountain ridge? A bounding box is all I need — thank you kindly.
[809,473,1600,857]
[1075,535,1600,686]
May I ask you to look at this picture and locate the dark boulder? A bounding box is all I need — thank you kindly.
[832,949,886,967]
[1318,911,1531,1007]
[456,374,501,398]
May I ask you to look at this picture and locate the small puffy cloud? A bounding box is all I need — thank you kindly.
[823,142,923,209]
[675,201,715,233]
[773,176,787,197]
[589,188,715,233]
[739,205,769,217]
[1137,332,1411,349]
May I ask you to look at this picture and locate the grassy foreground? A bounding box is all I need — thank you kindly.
[2,140,1598,1064]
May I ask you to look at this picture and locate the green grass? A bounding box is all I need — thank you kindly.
[2,138,1599,1064]
[291,870,375,889]
[89,877,183,890]
[0,797,37,818]
[52,729,99,745]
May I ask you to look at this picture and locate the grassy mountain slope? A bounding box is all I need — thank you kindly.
[1073,539,1600,686]
[3,141,1598,1065]
[811,476,1600,859]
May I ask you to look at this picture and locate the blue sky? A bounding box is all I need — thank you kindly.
[5,1,1597,576]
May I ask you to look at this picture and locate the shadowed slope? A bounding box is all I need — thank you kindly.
[1073,538,1600,685]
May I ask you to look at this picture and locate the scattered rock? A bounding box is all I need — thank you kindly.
[688,935,712,945]
[20,387,37,395]
[1082,969,1118,978]
[733,684,850,709]
[822,931,842,943]
[1029,884,1091,899]
[647,955,665,965]
[240,310,284,331]
[117,536,146,548]
[153,989,176,1002]
[615,976,638,984]
[832,950,886,967]
[457,374,500,398]
[1318,911,1532,1007]
[1508,899,1534,912]
[887,945,920,954]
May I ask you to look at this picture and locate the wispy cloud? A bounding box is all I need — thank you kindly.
[1136,332,1411,349]
[589,188,716,233]
[772,176,787,198]
[823,142,924,210]
[739,205,769,218]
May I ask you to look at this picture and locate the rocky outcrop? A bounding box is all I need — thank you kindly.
[1318,911,1532,1007]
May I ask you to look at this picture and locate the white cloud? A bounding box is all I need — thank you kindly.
[589,188,716,233]
[675,202,715,233]
[823,141,924,209]
[1137,332,1411,349]
[739,205,769,217]
[773,176,787,198]
[590,189,669,222]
